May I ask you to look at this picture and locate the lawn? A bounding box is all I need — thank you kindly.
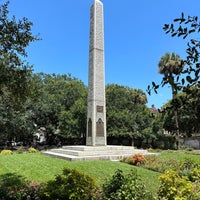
[160,150,200,163]
[1,150,199,196]
[0,152,160,195]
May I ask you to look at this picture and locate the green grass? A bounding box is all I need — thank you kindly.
[1,150,200,197]
[160,150,200,163]
[0,152,159,194]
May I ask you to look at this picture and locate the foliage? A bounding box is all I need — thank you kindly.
[161,84,200,135]
[122,152,200,176]
[148,13,200,94]
[148,12,200,139]
[158,169,200,200]
[29,73,87,141]
[15,147,25,154]
[0,1,159,144]
[0,105,36,144]
[40,168,97,200]
[129,153,146,166]
[0,173,43,200]
[28,147,38,153]
[142,155,180,173]
[156,52,183,148]
[101,169,155,200]
[106,84,157,142]
[0,1,39,143]
[142,155,163,172]
[0,149,12,155]
[0,1,39,108]
[163,13,200,87]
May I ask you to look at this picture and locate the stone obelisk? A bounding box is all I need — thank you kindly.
[86,0,106,146]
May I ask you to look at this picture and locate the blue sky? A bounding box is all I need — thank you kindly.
[7,0,200,108]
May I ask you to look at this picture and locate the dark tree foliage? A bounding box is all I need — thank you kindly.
[106,84,155,141]
[0,1,39,108]
[0,1,39,144]
[162,84,200,136]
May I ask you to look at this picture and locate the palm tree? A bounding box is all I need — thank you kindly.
[158,52,184,77]
[158,52,184,149]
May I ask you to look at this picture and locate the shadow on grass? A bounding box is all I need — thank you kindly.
[0,173,27,190]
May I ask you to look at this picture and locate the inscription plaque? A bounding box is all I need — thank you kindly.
[97,106,103,113]
[96,118,104,136]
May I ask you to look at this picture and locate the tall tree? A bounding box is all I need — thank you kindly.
[158,52,184,148]
[162,84,200,136]
[0,1,39,143]
[106,84,153,145]
[148,13,200,146]
[28,73,87,140]
[0,1,39,108]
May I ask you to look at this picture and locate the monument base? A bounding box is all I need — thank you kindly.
[42,145,150,162]
[86,137,107,146]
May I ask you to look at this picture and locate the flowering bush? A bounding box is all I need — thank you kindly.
[129,153,146,166]
[0,173,43,200]
[28,147,38,153]
[158,169,200,200]
[8,180,44,200]
[0,149,13,155]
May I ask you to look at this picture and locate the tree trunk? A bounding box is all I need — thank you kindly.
[172,85,180,149]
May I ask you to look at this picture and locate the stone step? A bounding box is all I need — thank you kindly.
[61,145,136,151]
[42,151,147,162]
[42,145,150,161]
[49,148,148,156]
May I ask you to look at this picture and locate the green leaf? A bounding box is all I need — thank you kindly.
[186,76,192,83]
[172,33,177,37]
[188,29,195,34]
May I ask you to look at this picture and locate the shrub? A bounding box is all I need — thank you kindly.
[28,147,38,153]
[189,167,200,182]
[102,169,125,198]
[102,169,155,200]
[142,155,162,172]
[129,153,146,166]
[0,173,43,200]
[40,168,97,200]
[120,156,131,164]
[142,155,180,173]
[0,149,12,155]
[15,147,25,154]
[158,169,200,200]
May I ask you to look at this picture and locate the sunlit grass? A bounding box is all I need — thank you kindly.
[1,150,199,196]
[0,152,159,194]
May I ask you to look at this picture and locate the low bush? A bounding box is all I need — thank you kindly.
[28,147,38,153]
[101,169,155,200]
[122,153,146,166]
[15,147,25,154]
[129,153,146,166]
[0,149,12,155]
[143,155,179,173]
[158,169,200,200]
[0,173,43,200]
[40,168,97,200]
[141,155,162,172]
